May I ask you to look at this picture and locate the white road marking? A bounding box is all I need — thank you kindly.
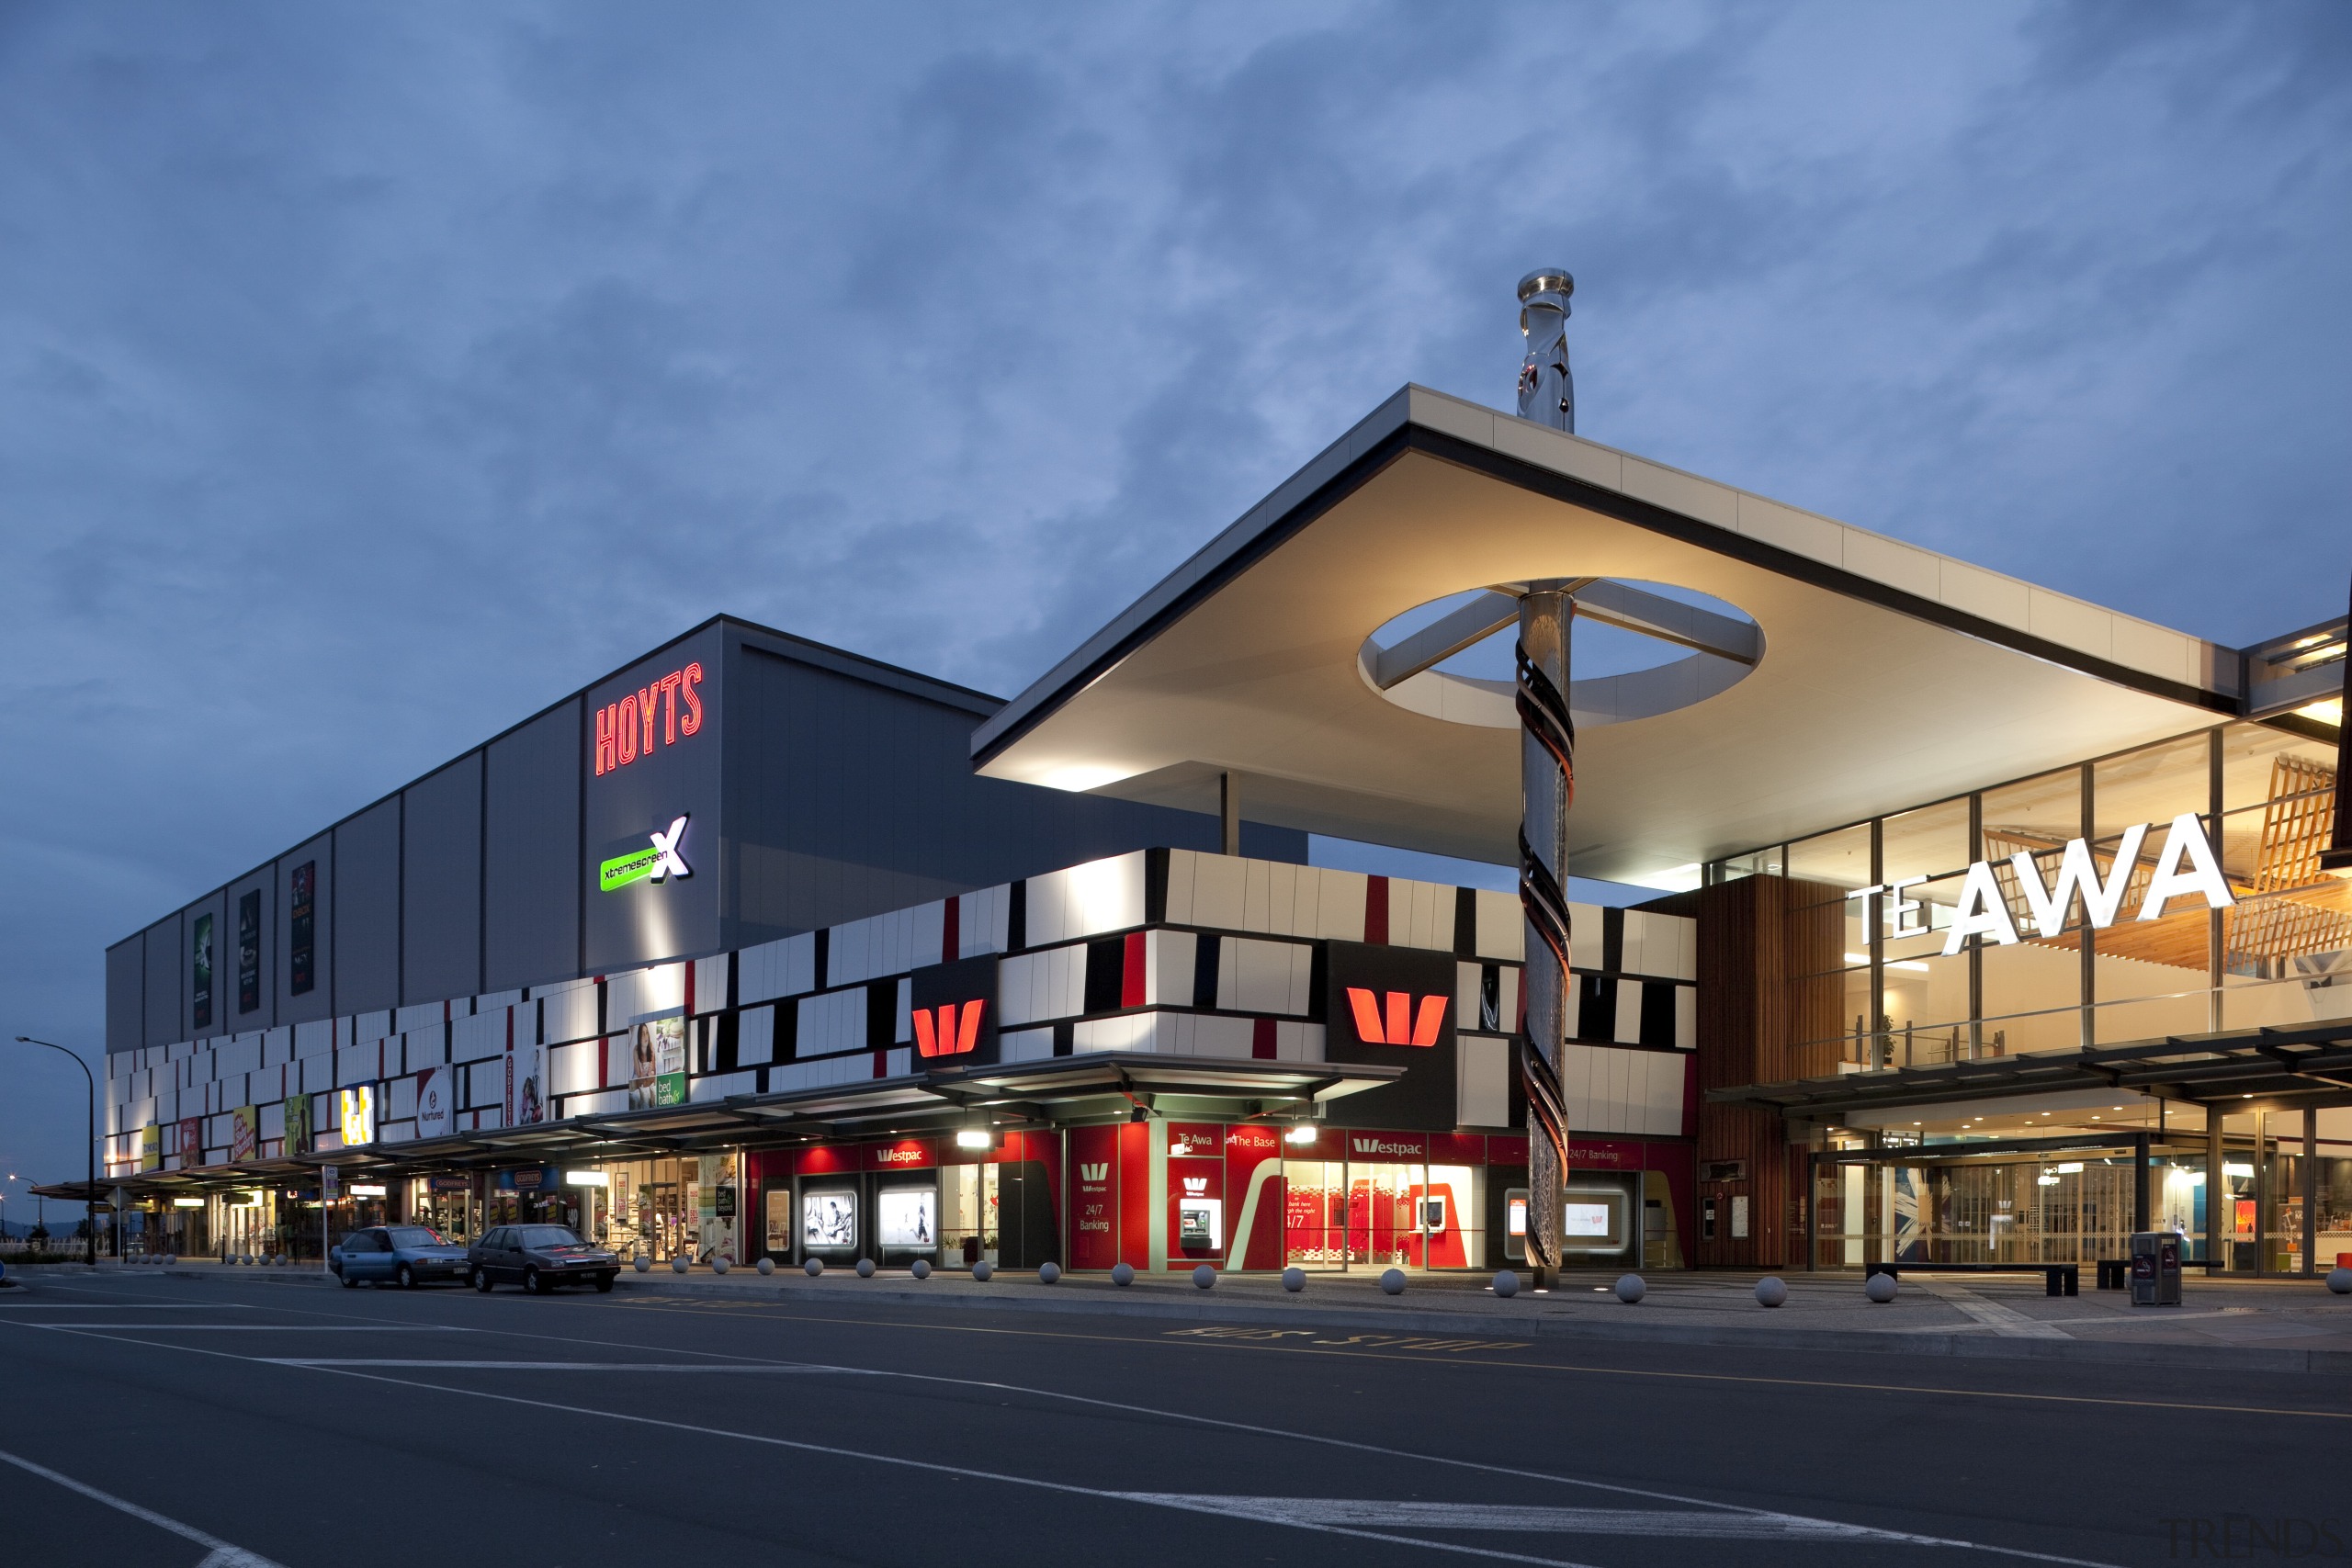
[1915,1281,2072,1340]
[1114,1496,1880,1538]
[0,1443,288,1567]
[257,1359,864,1371]
[0,1303,247,1310]
[6,1324,466,1332]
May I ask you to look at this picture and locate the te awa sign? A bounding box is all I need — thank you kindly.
[1928,812,2234,956]
[600,815,692,894]
[594,661,705,776]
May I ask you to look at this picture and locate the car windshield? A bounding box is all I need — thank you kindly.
[520,1226,586,1248]
[387,1227,445,1248]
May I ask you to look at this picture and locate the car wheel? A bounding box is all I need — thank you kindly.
[594,1273,615,1293]
[340,1269,357,1289]
[523,1266,544,1295]
[397,1264,416,1290]
[471,1266,492,1292]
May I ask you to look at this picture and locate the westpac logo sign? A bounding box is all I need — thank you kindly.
[912,1000,986,1058]
[1344,987,1447,1047]
[1939,813,2234,955]
[1079,1163,1110,1183]
[1182,1177,1208,1196]
[1351,1135,1419,1159]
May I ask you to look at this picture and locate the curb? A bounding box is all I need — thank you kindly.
[94,1263,2352,1375]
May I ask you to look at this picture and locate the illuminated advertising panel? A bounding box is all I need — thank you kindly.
[909,954,1001,1066]
[583,626,722,973]
[1320,941,1457,1129]
[337,1085,375,1148]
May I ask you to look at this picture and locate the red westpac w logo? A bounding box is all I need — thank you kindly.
[1344,987,1446,1047]
[912,1000,986,1058]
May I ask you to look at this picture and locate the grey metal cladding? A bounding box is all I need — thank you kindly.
[334,796,401,1014]
[485,700,582,991]
[141,913,179,1049]
[401,752,483,1004]
[584,624,724,972]
[720,637,1306,946]
[106,934,144,1055]
[277,833,334,1026]
[225,866,273,1030]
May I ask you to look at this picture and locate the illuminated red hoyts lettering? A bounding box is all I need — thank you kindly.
[594,661,704,776]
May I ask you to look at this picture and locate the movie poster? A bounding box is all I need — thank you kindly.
[229,1104,259,1163]
[139,1123,161,1173]
[506,1040,545,1127]
[802,1190,856,1251]
[177,1115,204,1168]
[236,889,261,1015]
[191,912,214,1032]
[288,861,316,996]
[282,1091,310,1156]
[630,1016,686,1109]
[879,1188,936,1250]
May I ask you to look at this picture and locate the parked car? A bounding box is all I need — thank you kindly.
[330,1224,469,1289]
[466,1224,620,1294]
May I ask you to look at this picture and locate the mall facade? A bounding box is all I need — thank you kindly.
[67,384,2352,1281]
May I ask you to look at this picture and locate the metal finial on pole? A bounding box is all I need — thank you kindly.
[1517,269,1575,433]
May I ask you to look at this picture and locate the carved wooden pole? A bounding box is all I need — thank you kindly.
[1517,586,1576,1289]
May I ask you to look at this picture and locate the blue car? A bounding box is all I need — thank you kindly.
[331,1224,469,1289]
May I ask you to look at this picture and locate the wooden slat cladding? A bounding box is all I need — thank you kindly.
[1694,874,1843,1268]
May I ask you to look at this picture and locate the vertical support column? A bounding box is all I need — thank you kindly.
[2132,1132,2150,1235]
[1516,588,1575,1289]
[2303,1107,2319,1278]
[2205,1108,2224,1275]
[1218,773,1240,857]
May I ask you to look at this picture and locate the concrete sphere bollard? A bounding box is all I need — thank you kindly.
[854,1258,876,1279]
[279,1254,290,1267]
[1110,1261,1135,1287]
[1379,1268,1407,1296]
[1615,1273,1646,1303]
[633,1255,651,1272]
[756,1257,775,1276]
[971,1259,993,1281]
[164,1253,176,1268]
[671,1255,689,1274]
[1282,1266,1306,1293]
[1193,1264,1216,1290]
[1755,1276,1789,1308]
[804,1257,824,1277]
[910,1258,931,1280]
[1493,1269,1520,1298]
[1865,1272,1898,1303]
[2327,1267,2352,1295]
[711,1256,729,1275]
[1038,1261,1061,1284]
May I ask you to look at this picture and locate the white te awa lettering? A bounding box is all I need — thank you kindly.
[1939,812,2233,955]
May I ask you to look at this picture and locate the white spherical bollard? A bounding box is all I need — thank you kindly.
[1282,1266,1306,1293]
[1379,1268,1407,1296]
[910,1258,931,1280]
[670,1255,689,1274]
[972,1259,993,1281]
[1755,1276,1788,1308]
[756,1257,775,1276]
[1865,1272,1898,1303]
[1038,1261,1061,1284]
[711,1256,729,1275]
[164,1253,176,1267]
[633,1255,651,1273]
[1615,1273,1646,1303]
[854,1258,876,1279]
[804,1257,824,1277]
[1493,1269,1520,1298]
[1193,1264,1216,1290]
[1110,1261,1135,1286]
[2327,1267,2352,1296]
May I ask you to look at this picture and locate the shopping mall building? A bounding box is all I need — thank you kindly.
[65,380,2352,1281]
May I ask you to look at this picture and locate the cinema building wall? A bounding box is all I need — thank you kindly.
[74,383,2352,1281]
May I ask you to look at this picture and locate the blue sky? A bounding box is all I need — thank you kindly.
[3,3,2347,1190]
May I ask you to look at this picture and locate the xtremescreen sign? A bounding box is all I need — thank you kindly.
[599,814,692,894]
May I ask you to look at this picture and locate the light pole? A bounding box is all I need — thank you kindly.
[14,1037,97,1266]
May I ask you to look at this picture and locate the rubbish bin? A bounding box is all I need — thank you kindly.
[2129,1231,2182,1307]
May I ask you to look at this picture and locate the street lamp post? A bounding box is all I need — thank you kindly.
[14,1037,97,1267]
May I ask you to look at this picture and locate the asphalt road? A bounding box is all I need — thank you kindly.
[0,1271,2342,1567]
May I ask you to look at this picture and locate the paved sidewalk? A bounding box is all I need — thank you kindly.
[55,1254,2352,1372]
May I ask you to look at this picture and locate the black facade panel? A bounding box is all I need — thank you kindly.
[106,935,144,1056]
[141,914,179,1050]
[485,701,582,992]
[402,753,483,1004]
[335,797,401,1015]
[720,634,1306,948]
[276,834,334,1026]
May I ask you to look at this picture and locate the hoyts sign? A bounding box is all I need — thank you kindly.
[910,954,1001,1066]
[594,660,706,775]
[1322,941,1457,1131]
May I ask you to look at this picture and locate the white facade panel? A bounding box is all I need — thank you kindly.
[1144,929,1196,1007]
[1614,980,1644,1046]
[1000,1027,1055,1064]
[550,1041,599,1097]
[737,1006,775,1066]
[607,963,684,1027]
[1216,938,1311,1015]
[1025,852,1147,947]
[795,988,867,1058]
[736,934,817,1006]
[453,1009,508,1063]
[957,886,1012,958]
[1458,1033,1510,1128]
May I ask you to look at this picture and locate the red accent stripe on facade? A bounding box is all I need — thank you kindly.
[1122,931,1147,1009]
[1252,1017,1276,1059]
[1365,874,1389,944]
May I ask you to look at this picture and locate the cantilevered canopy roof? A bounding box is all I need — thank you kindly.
[976,387,2239,884]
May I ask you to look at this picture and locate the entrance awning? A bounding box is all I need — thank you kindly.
[1710,1020,2352,1119]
